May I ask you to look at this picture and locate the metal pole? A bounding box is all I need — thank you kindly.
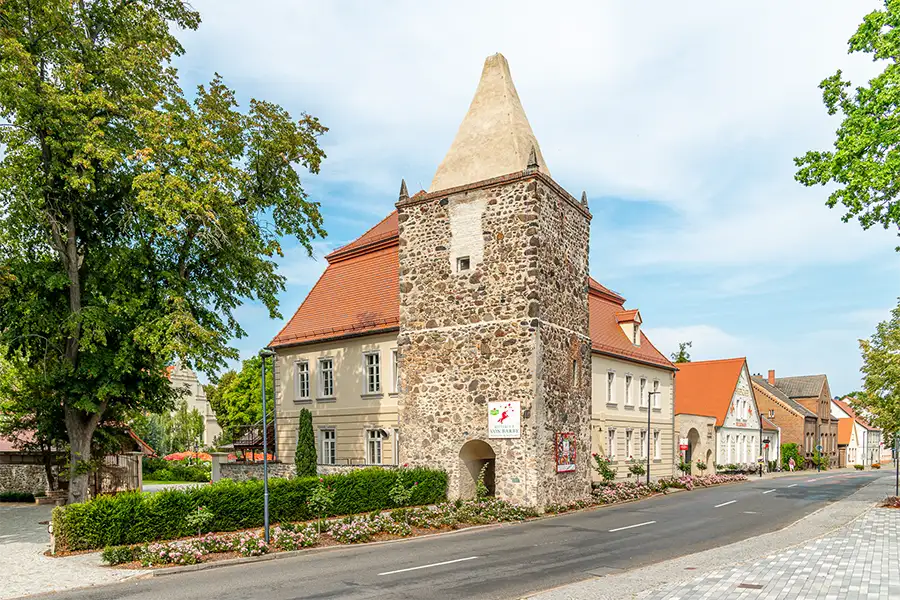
[894,434,898,497]
[647,392,656,485]
[261,354,270,544]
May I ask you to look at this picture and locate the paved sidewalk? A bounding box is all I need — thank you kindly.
[0,503,145,600]
[530,472,895,600]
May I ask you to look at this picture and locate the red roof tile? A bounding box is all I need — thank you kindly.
[615,309,640,323]
[675,358,747,426]
[833,398,880,431]
[272,213,672,371]
[838,418,854,445]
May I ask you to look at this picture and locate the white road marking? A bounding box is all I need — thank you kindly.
[762,489,776,494]
[788,484,798,488]
[378,556,479,576]
[743,511,759,514]
[609,520,656,533]
[806,479,817,482]
[715,500,737,508]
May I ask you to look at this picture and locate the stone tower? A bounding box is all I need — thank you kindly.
[397,53,592,508]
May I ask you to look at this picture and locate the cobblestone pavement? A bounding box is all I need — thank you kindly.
[644,507,900,600]
[0,503,145,600]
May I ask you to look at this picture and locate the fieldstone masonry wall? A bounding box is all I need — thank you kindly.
[0,464,48,494]
[397,172,592,508]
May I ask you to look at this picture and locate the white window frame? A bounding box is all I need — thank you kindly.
[639,377,647,407]
[607,371,616,404]
[652,379,661,409]
[363,351,381,395]
[607,428,617,459]
[391,349,399,394]
[392,428,399,466]
[624,374,633,406]
[318,357,335,399]
[319,428,336,465]
[639,429,647,459]
[625,429,633,458]
[295,360,310,401]
[366,429,383,465]
[653,429,661,459]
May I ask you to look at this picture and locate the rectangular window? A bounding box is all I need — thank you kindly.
[318,358,334,398]
[457,256,470,272]
[652,380,660,408]
[626,429,633,458]
[625,375,633,406]
[640,429,647,458]
[639,377,647,407]
[320,429,336,465]
[607,429,617,458]
[391,349,399,393]
[364,352,381,394]
[653,430,661,459]
[366,430,382,465]
[295,361,310,400]
[607,372,616,404]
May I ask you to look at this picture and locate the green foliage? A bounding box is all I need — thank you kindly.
[695,460,708,473]
[0,491,35,502]
[627,458,646,477]
[307,478,334,534]
[795,2,900,247]
[671,341,692,363]
[294,409,316,478]
[855,464,866,470]
[0,0,326,503]
[475,463,490,499]
[206,358,274,440]
[101,545,135,566]
[389,469,415,509]
[145,460,210,483]
[781,443,803,471]
[857,302,900,437]
[591,453,617,482]
[185,505,214,536]
[53,467,447,551]
[677,458,692,476]
[811,450,829,470]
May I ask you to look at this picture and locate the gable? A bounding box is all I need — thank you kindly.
[722,366,761,430]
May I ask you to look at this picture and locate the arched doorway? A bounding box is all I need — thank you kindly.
[686,428,701,473]
[459,440,496,499]
[705,449,713,471]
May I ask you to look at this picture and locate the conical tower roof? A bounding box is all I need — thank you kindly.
[429,53,550,192]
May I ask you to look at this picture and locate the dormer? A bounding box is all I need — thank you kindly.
[615,309,642,346]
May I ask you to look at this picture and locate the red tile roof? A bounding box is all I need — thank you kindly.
[674,358,748,425]
[271,213,673,373]
[615,309,640,323]
[833,398,880,431]
[838,418,854,445]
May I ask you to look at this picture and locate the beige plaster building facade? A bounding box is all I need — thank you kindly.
[167,363,222,446]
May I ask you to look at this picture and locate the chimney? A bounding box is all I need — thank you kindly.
[767,369,775,385]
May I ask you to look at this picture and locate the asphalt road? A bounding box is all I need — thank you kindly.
[31,471,882,600]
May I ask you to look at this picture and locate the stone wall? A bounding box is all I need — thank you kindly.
[0,464,49,494]
[397,172,592,508]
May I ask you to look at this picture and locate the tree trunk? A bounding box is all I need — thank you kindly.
[65,407,97,505]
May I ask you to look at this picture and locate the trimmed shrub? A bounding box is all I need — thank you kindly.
[0,491,35,503]
[101,545,136,565]
[781,443,802,471]
[52,467,447,551]
[294,409,317,478]
[855,464,865,470]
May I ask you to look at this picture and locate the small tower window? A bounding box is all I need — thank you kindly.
[457,256,471,272]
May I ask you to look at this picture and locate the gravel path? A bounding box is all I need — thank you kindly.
[0,503,145,600]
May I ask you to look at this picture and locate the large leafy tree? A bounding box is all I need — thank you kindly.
[795,1,900,244]
[858,304,900,442]
[670,341,692,364]
[205,356,274,441]
[0,1,326,503]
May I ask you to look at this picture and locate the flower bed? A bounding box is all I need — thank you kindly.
[101,498,536,568]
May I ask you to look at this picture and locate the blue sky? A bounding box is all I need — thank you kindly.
[174,1,898,395]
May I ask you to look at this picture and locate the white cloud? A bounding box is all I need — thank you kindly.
[643,324,745,362]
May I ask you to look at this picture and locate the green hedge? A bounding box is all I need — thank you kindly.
[52,467,447,551]
[0,491,35,503]
[781,443,802,470]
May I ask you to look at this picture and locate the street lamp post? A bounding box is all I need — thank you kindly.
[647,391,660,485]
[259,348,276,543]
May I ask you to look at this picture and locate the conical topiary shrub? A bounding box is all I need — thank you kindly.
[295,408,317,478]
